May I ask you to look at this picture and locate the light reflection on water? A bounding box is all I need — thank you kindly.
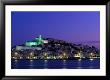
[44,60,48,69]
[29,60,34,68]
[11,59,100,69]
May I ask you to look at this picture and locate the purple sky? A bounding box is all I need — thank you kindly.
[11,11,100,47]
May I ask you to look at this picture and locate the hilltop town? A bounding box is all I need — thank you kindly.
[11,35,100,60]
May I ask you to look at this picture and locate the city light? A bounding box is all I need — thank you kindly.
[15,60,18,62]
[30,60,33,62]
[90,58,93,61]
[11,35,100,61]
[14,52,18,55]
[45,60,47,62]
[78,59,81,61]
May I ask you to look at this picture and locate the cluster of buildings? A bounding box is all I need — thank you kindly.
[11,35,100,60]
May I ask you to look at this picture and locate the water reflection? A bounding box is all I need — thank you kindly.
[77,59,82,69]
[63,60,66,69]
[12,59,100,69]
[13,60,18,68]
[29,60,34,69]
[44,60,48,69]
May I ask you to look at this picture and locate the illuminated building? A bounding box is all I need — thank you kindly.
[16,46,42,50]
[11,35,100,60]
[25,35,48,47]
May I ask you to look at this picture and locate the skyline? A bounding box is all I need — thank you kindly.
[11,11,100,47]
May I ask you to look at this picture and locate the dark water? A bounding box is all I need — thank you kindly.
[11,59,100,69]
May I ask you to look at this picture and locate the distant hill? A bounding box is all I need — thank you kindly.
[74,41,100,49]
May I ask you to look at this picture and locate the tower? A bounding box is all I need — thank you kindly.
[39,35,41,40]
[37,35,43,45]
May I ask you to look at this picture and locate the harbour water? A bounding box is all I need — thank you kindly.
[11,59,100,69]
[11,42,100,69]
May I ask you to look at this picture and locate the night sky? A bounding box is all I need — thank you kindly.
[11,11,100,47]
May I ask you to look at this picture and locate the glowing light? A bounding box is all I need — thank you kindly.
[25,42,37,47]
[15,52,18,55]
[26,35,44,46]
[44,53,47,56]
[12,57,15,59]
[30,60,33,62]
[27,57,30,59]
[20,57,22,59]
[33,57,36,59]
[78,59,81,61]
[63,53,66,56]
[59,56,62,59]
[53,56,56,59]
[90,53,93,56]
[90,58,93,61]
[74,53,81,58]
[30,52,33,55]
[15,60,18,62]
[58,44,60,45]
[83,57,85,58]
[43,40,48,43]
